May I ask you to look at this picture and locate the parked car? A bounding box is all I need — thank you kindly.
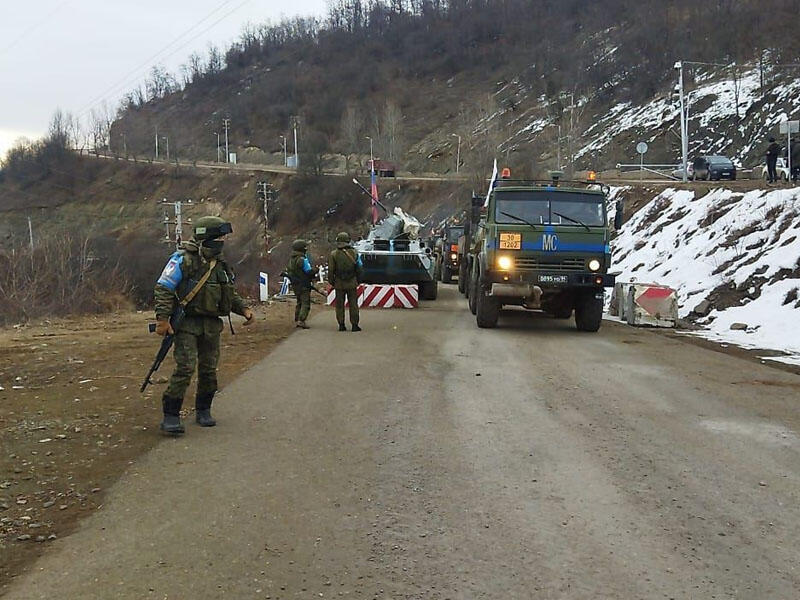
[671,162,694,180]
[759,157,790,182]
[692,155,737,181]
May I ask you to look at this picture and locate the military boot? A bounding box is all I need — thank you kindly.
[338,323,347,331]
[351,324,362,332]
[195,392,217,427]
[160,396,185,435]
[297,321,310,329]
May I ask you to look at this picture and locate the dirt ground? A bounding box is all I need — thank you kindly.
[0,299,314,588]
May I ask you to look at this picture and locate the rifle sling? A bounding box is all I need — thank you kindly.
[178,259,217,308]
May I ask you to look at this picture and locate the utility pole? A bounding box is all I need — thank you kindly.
[366,135,373,172]
[257,181,270,251]
[567,93,575,178]
[280,135,287,166]
[155,126,159,160]
[27,217,34,251]
[451,133,461,174]
[214,132,221,163]
[557,124,562,170]
[222,118,231,163]
[292,116,299,169]
[675,61,689,183]
[160,198,193,248]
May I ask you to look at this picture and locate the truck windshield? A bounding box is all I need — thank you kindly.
[495,191,605,227]
[446,228,464,242]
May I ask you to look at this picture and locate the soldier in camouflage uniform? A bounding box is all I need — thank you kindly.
[328,231,363,332]
[286,239,318,329]
[154,216,253,434]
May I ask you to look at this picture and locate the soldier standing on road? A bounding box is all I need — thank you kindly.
[328,232,362,332]
[766,136,782,184]
[286,239,318,329]
[154,216,253,435]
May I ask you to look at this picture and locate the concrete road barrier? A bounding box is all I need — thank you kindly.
[326,284,419,308]
[624,283,678,327]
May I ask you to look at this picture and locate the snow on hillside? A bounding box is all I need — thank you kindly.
[611,186,800,364]
[490,64,800,170]
[577,67,800,165]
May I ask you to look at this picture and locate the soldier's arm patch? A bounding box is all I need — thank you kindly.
[157,253,184,291]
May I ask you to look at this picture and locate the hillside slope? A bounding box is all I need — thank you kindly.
[108,0,800,178]
[612,186,800,364]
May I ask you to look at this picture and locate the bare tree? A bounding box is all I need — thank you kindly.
[383,100,404,164]
[340,102,363,173]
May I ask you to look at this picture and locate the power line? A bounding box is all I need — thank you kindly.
[75,0,250,119]
[0,1,71,56]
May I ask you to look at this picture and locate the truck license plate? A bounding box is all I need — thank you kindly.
[499,233,521,250]
[538,274,569,284]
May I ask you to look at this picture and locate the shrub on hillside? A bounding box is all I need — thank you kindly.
[0,234,132,325]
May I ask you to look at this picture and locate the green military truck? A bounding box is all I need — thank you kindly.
[436,224,465,284]
[465,172,622,330]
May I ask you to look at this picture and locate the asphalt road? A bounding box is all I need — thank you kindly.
[5,287,800,599]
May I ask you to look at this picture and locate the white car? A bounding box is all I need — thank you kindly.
[762,157,790,181]
[671,163,694,180]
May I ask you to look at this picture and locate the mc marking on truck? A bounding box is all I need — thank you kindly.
[542,234,559,251]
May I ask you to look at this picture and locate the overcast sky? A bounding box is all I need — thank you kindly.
[0,0,328,159]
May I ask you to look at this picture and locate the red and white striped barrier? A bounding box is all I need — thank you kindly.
[624,283,678,327]
[326,284,419,308]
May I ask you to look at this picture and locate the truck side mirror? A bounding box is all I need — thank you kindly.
[614,200,624,230]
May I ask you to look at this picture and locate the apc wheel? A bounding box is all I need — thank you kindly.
[575,292,603,332]
[476,288,500,328]
[458,262,467,294]
[420,280,438,300]
[442,266,452,284]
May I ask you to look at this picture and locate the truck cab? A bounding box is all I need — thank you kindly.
[467,172,622,330]
[437,224,464,283]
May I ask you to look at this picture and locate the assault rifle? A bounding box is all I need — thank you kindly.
[140,304,185,393]
[280,271,327,298]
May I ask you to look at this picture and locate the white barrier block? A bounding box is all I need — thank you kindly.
[326,284,419,308]
[625,284,678,327]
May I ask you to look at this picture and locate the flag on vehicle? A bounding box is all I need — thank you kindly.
[484,159,498,207]
[370,163,380,225]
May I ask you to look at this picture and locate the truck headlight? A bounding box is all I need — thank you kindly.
[497,255,513,270]
[450,253,458,261]
[588,258,601,272]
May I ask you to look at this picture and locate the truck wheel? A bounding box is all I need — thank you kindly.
[575,292,603,332]
[420,280,438,301]
[468,267,479,315]
[442,266,452,284]
[476,287,500,328]
[458,263,467,294]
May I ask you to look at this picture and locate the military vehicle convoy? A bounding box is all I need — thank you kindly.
[462,171,622,330]
[435,224,464,284]
[354,207,439,300]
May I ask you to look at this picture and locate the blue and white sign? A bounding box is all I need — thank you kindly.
[259,272,269,302]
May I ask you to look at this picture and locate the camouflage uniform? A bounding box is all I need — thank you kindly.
[286,240,316,328]
[328,232,362,331]
[154,217,249,433]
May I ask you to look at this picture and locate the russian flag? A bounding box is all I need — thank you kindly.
[370,164,380,225]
